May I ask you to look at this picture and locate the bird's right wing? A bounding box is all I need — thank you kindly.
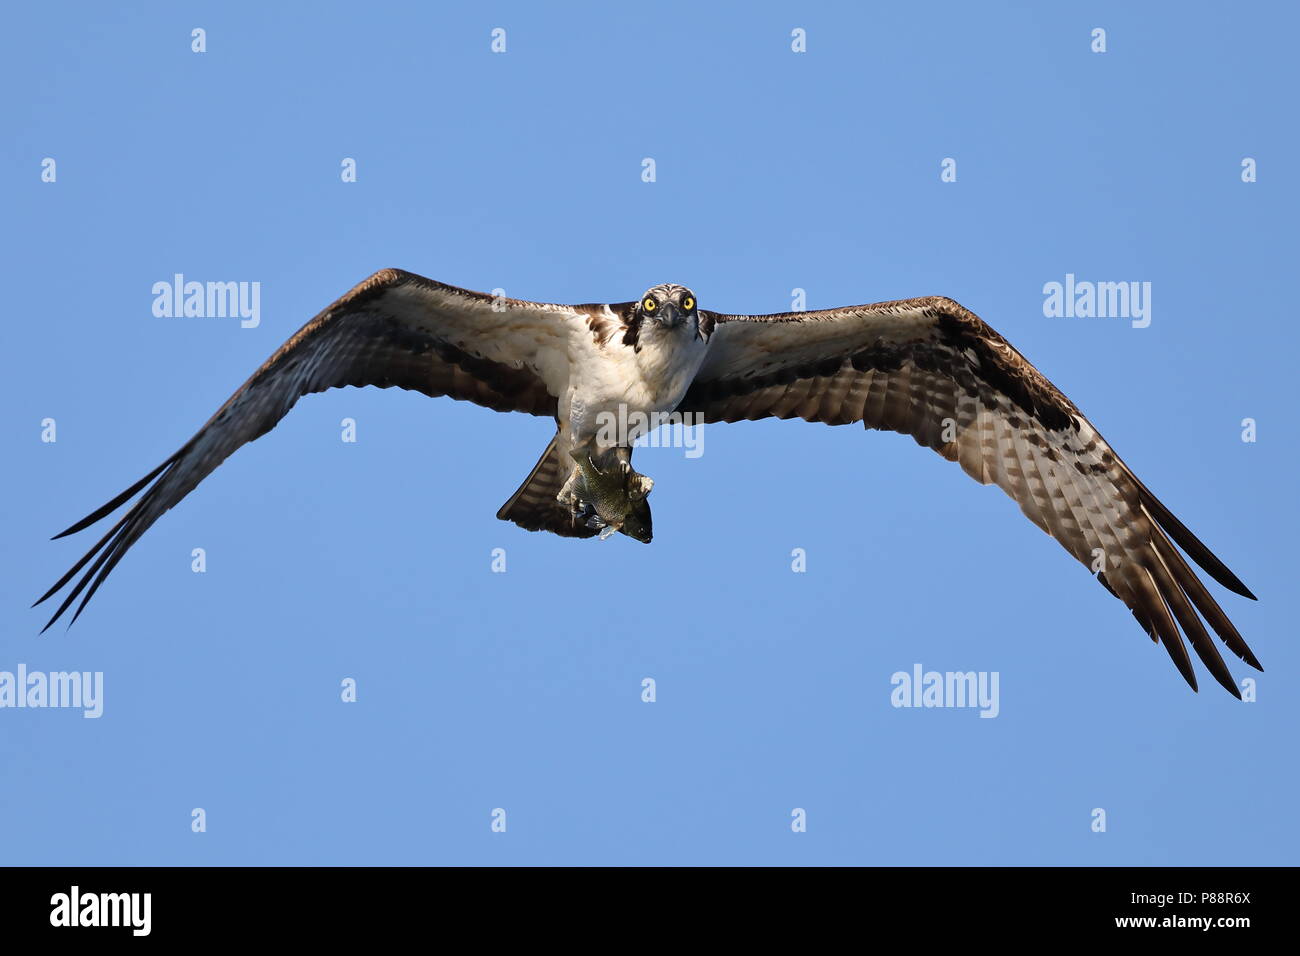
[679,295,1259,696]
[36,269,593,629]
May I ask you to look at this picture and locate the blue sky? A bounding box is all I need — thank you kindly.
[1,1,1296,865]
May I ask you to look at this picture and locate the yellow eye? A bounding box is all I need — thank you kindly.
[682,296,695,311]
[643,297,657,312]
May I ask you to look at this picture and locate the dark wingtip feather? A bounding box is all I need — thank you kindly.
[67,534,136,627]
[38,517,133,632]
[50,456,176,541]
[34,511,133,609]
[1133,566,1199,692]
[37,459,176,630]
[1133,479,1256,600]
[1149,529,1262,675]
[1160,637,1199,693]
[1149,551,1241,698]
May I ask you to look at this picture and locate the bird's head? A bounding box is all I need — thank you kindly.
[636,284,700,335]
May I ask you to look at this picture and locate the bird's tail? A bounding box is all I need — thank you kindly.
[497,432,599,538]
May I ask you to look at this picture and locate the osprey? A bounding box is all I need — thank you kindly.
[36,269,1260,696]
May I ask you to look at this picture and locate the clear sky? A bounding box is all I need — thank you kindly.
[2,1,1296,865]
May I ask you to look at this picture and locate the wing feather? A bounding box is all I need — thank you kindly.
[680,296,1259,694]
[37,269,590,629]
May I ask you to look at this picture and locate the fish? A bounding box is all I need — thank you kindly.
[568,447,654,543]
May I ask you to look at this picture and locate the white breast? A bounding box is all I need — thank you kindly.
[563,314,708,445]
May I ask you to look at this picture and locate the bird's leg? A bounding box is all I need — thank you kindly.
[557,438,607,530]
[557,441,654,534]
[609,445,654,502]
[557,465,585,512]
[557,436,596,510]
[558,468,605,530]
[610,445,632,471]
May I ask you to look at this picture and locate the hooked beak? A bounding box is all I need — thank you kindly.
[655,302,684,329]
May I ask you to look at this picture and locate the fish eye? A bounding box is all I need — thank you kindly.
[643,297,657,312]
[682,296,695,311]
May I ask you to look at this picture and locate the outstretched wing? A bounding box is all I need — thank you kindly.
[36,269,592,629]
[680,296,1260,696]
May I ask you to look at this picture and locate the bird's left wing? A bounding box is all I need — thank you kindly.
[679,296,1260,696]
[36,269,593,629]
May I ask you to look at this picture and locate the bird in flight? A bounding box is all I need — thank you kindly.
[35,269,1259,696]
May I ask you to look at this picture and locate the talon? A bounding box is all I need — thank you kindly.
[558,484,580,511]
[627,473,654,501]
[602,446,634,481]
